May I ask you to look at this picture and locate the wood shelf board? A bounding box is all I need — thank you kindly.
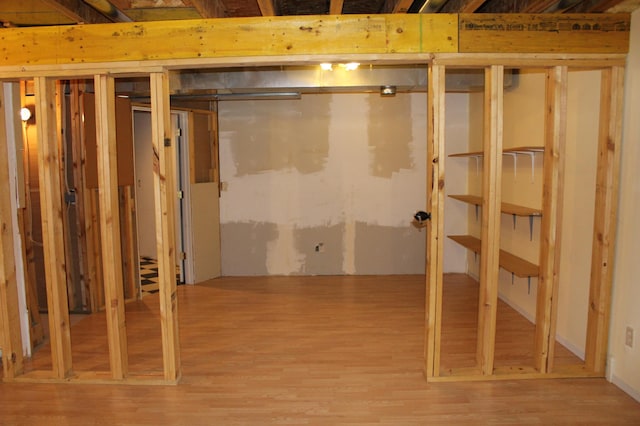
[448,195,542,217]
[448,146,544,158]
[447,234,539,278]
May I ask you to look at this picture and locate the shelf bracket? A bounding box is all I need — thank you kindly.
[511,272,515,285]
[527,276,532,294]
[473,155,481,176]
[529,215,534,241]
[504,152,517,178]
[475,205,479,222]
[512,214,517,229]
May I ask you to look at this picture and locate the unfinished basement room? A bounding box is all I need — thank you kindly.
[1,1,640,424]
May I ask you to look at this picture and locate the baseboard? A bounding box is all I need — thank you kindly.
[497,292,585,361]
[610,374,640,403]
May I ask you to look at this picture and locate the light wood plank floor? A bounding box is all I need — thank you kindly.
[2,274,639,425]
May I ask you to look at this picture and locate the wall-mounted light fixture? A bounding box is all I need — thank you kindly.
[20,106,35,124]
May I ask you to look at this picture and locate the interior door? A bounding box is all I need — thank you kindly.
[185,110,221,282]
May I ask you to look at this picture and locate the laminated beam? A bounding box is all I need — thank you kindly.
[424,64,446,379]
[458,14,630,53]
[535,66,568,374]
[0,14,457,68]
[150,71,181,383]
[0,86,24,379]
[94,74,128,379]
[585,66,624,374]
[476,65,503,376]
[34,77,72,379]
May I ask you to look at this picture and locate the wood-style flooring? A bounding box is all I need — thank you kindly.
[1,274,639,425]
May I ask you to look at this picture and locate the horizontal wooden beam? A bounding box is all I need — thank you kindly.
[459,14,630,54]
[0,14,456,67]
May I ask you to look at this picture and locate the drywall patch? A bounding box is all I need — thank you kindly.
[367,93,414,178]
[266,223,305,275]
[220,221,278,275]
[354,222,426,274]
[295,224,345,275]
[222,96,331,176]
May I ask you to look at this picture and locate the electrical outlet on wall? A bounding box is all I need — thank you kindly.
[625,326,634,348]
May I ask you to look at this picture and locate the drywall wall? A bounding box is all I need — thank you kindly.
[609,8,640,402]
[218,92,469,275]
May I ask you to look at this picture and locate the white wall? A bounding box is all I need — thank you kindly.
[218,92,470,275]
[609,8,640,402]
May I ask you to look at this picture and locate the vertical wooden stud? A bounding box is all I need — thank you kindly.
[94,74,128,379]
[34,77,73,379]
[424,63,446,379]
[535,66,568,373]
[120,186,138,300]
[585,66,625,374]
[0,85,25,379]
[476,65,503,376]
[69,81,92,312]
[150,71,181,382]
[18,82,45,347]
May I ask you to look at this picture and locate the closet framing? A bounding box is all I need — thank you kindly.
[0,13,630,385]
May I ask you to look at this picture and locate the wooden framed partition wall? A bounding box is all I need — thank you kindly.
[0,13,630,384]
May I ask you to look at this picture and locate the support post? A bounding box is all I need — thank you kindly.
[424,63,446,379]
[476,65,503,376]
[150,71,181,382]
[0,85,25,379]
[94,74,129,379]
[34,77,72,379]
[585,66,625,374]
[535,66,568,373]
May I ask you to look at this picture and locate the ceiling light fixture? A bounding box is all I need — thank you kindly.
[320,63,333,71]
[342,62,360,71]
[380,85,396,97]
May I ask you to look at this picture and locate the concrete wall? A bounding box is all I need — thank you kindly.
[609,8,640,402]
[218,92,469,275]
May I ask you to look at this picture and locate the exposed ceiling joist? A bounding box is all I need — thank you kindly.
[187,0,227,17]
[386,0,414,13]
[330,0,344,15]
[440,0,489,13]
[42,0,114,23]
[566,0,630,12]
[257,0,275,15]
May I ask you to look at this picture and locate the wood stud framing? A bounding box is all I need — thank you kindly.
[535,66,568,374]
[585,66,625,374]
[0,86,24,379]
[34,77,73,379]
[150,72,181,383]
[0,13,630,385]
[477,65,504,376]
[94,74,129,379]
[424,64,446,379]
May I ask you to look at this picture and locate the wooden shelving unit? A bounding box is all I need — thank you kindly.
[448,146,544,158]
[448,235,539,278]
[448,194,541,217]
